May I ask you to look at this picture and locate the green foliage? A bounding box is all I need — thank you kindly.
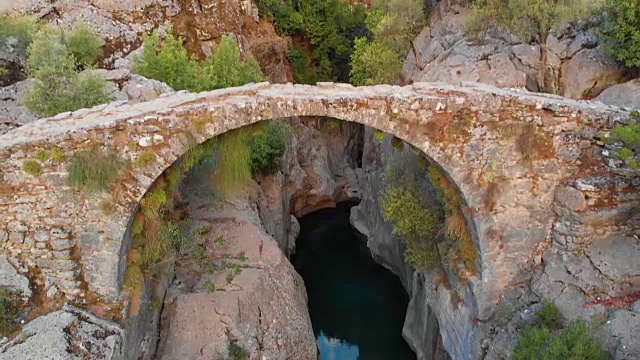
[0,67,7,78]
[287,43,317,85]
[134,31,265,92]
[606,111,640,167]
[368,0,427,56]
[537,299,563,330]
[249,120,292,173]
[373,130,385,142]
[22,160,42,178]
[203,280,216,294]
[228,340,249,360]
[381,170,441,269]
[214,129,252,195]
[258,0,367,82]
[513,321,608,360]
[67,147,126,192]
[51,147,65,162]
[0,286,22,337]
[23,28,111,117]
[64,22,103,67]
[601,0,640,68]
[0,14,38,60]
[467,0,595,90]
[350,37,402,86]
[34,149,49,163]
[135,151,157,168]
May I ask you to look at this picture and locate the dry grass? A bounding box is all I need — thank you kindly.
[515,123,549,161]
[134,151,157,168]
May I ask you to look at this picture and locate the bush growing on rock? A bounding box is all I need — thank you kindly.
[601,0,640,68]
[350,38,403,86]
[0,14,39,60]
[67,147,126,192]
[381,162,441,269]
[249,120,292,173]
[134,30,265,92]
[513,321,608,360]
[22,26,111,117]
[64,22,104,68]
[0,286,22,337]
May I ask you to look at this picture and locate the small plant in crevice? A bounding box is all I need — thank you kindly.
[373,129,384,143]
[0,286,23,337]
[34,149,49,163]
[135,151,157,168]
[67,146,126,192]
[203,281,216,294]
[22,160,42,178]
[228,339,249,360]
[99,200,115,215]
[51,147,65,163]
[604,111,640,170]
[536,299,563,330]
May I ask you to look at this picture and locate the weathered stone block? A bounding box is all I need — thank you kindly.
[50,239,74,251]
[8,231,24,244]
[34,231,49,242]
[52,250,72,260]
[555,186,587,212]
[36,259,76,271]
[50,228,69,239]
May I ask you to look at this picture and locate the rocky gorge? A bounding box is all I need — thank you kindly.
[0,0,639,360]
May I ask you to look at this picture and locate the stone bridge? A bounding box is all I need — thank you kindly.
[0,81,630,319]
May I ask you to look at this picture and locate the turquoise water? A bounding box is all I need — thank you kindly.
[292,203,416,360]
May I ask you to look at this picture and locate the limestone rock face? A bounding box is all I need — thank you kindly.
[595,78,640,109]
[0,254,31,299]
[405,3,632,99]
[0,80,37,137]
[607,301,640,360]
[156,177,316,360]
[0,305,124,360]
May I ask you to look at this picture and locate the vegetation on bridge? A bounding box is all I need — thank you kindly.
[0,286,22,337]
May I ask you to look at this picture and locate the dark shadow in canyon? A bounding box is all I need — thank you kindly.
[292,201,417,360]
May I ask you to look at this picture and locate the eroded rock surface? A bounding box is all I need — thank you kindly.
[404,2,634,99]
[0,305,123,360]
[156,172,315,360]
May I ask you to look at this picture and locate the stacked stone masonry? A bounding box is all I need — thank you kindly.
[0,81,633,320]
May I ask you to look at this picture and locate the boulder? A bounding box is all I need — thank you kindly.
[560,47,628,99]
[606,302,640,360]
[0,305,123,360]
[595,78,640,109]
[0,255,31,299]
[0,80,37,136]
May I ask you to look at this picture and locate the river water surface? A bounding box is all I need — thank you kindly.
[292,203,416,360]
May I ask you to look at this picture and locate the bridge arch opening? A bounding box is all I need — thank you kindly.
[119,115,479,359]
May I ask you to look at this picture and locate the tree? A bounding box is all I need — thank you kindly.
[350,37,402,85]
[368,0,427,57]
[23,27,111,117]
[0,14,39,60]
[601,0,640,68]
[469,0,594,92]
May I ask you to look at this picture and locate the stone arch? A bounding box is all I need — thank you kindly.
[0,81,626,321]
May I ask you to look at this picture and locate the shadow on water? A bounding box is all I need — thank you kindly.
[292,202,416,360]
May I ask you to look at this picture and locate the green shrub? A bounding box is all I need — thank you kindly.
[350,37,402,86]
[381,172,441,269]
[228,340,249,360]
[368,0,427,56]
[22,160,43,178]
[513,321,608,360]
[64,22,103,67]
[23,28,111,117]
[602,0,640,68]
[0,14,38,59]
[50,147,64,163]
[537,299,563,330]
[134,31,265,92]
[287,43,317,85]
[249,120,292,173]
[0,286,22,337]
[67,147,126,192]
[203,281,216,294]
[0,67,7,78]
[34,149,49,163]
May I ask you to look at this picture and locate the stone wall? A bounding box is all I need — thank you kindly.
[0,82,631,331]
